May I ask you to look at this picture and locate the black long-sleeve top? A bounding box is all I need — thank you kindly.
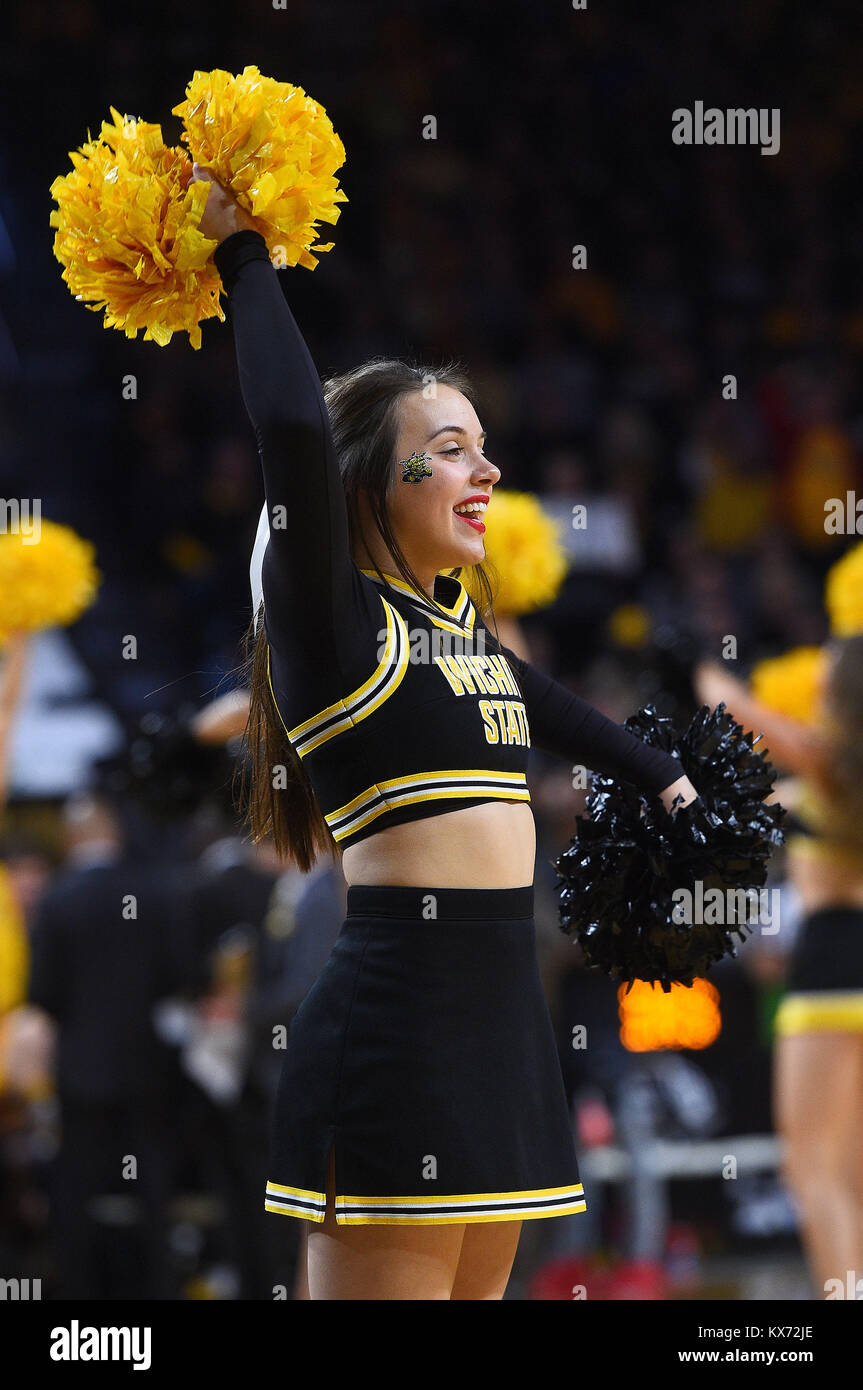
[214,229,684,849]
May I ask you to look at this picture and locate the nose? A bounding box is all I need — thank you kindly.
[474,456,501,486]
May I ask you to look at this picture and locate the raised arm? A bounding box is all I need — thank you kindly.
[498,643,695,807]
[693,659,825,779]
[213,228,355,653]
[196,169,355,657]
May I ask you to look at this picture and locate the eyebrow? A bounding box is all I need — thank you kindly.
[426,425,486,442]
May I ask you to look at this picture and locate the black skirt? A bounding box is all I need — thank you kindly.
[264,884,586,1226]
[775,905,863,1036]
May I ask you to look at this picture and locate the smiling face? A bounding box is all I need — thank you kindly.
[368,383,501,586]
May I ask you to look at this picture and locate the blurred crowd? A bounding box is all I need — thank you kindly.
[1,0,862,1297]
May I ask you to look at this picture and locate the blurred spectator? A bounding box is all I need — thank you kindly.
[27,794,197,1297]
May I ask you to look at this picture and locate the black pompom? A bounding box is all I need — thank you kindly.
[553,703,786,990]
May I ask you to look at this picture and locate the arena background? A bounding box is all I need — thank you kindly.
[1,0,862,1303]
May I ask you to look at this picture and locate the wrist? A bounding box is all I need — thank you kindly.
[213,228,271,292]
[218,208,258,244]
[660,773,698,812]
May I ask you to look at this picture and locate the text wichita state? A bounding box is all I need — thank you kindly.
[375,625,530,747]
[434,650,530,747]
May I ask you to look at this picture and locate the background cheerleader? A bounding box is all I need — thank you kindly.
[695,637,863,1296]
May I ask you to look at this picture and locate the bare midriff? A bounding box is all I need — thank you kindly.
[788,839,863,912]
[340,799,537,889]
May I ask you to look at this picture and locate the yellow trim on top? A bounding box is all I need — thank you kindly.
[329,786,532,843]
[266,647,291,746]
[359,567,476,635]
[283,597,401,740]
[324,769,531,842]
[359,567,463,615]
[327,766,529,820]
[265,595,410,755]
[775,991,863,1035]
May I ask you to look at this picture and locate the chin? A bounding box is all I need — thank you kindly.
[427,521,483,575]
[444,546,484,573]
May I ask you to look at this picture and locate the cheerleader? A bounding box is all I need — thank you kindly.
[695,642,863,1297]
[193,167,697,1301]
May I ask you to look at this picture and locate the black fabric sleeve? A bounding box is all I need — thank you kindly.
[213,229,357,661]
[499,644,686,796]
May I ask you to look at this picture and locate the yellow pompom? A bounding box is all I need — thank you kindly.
[608,602,651,649]
[462,490,568,618]
[173,65,348,271]
[784,426,856,549]
[825,540,863,637]
[50,108,223,350]
[749,645,825,724]
[618,978,721,1052]
[0,520,100,633]
[695,454,773,551]
[0,865,28,1018]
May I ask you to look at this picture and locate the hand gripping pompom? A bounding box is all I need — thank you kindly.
[553,703,786,991]
[49,68,347,348]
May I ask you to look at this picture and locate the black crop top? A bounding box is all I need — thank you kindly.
[214,229,684,850]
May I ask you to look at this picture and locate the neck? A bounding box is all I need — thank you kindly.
[352,545,438,599]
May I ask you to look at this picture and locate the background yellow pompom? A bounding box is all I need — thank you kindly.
[173,65,348,270]
[825,540,863,637]
[749,645,825,724]
[618,978,721,1052]
[0,865,27,1018]
[462,489,568,618]
[50,108,223,349]
[0,520,100,633]
[608,602,651,649]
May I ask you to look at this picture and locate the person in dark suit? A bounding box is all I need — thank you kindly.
[28,792,197,1299]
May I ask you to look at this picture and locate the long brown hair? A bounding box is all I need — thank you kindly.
[238,358,512,870]
[815,634,863,855]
